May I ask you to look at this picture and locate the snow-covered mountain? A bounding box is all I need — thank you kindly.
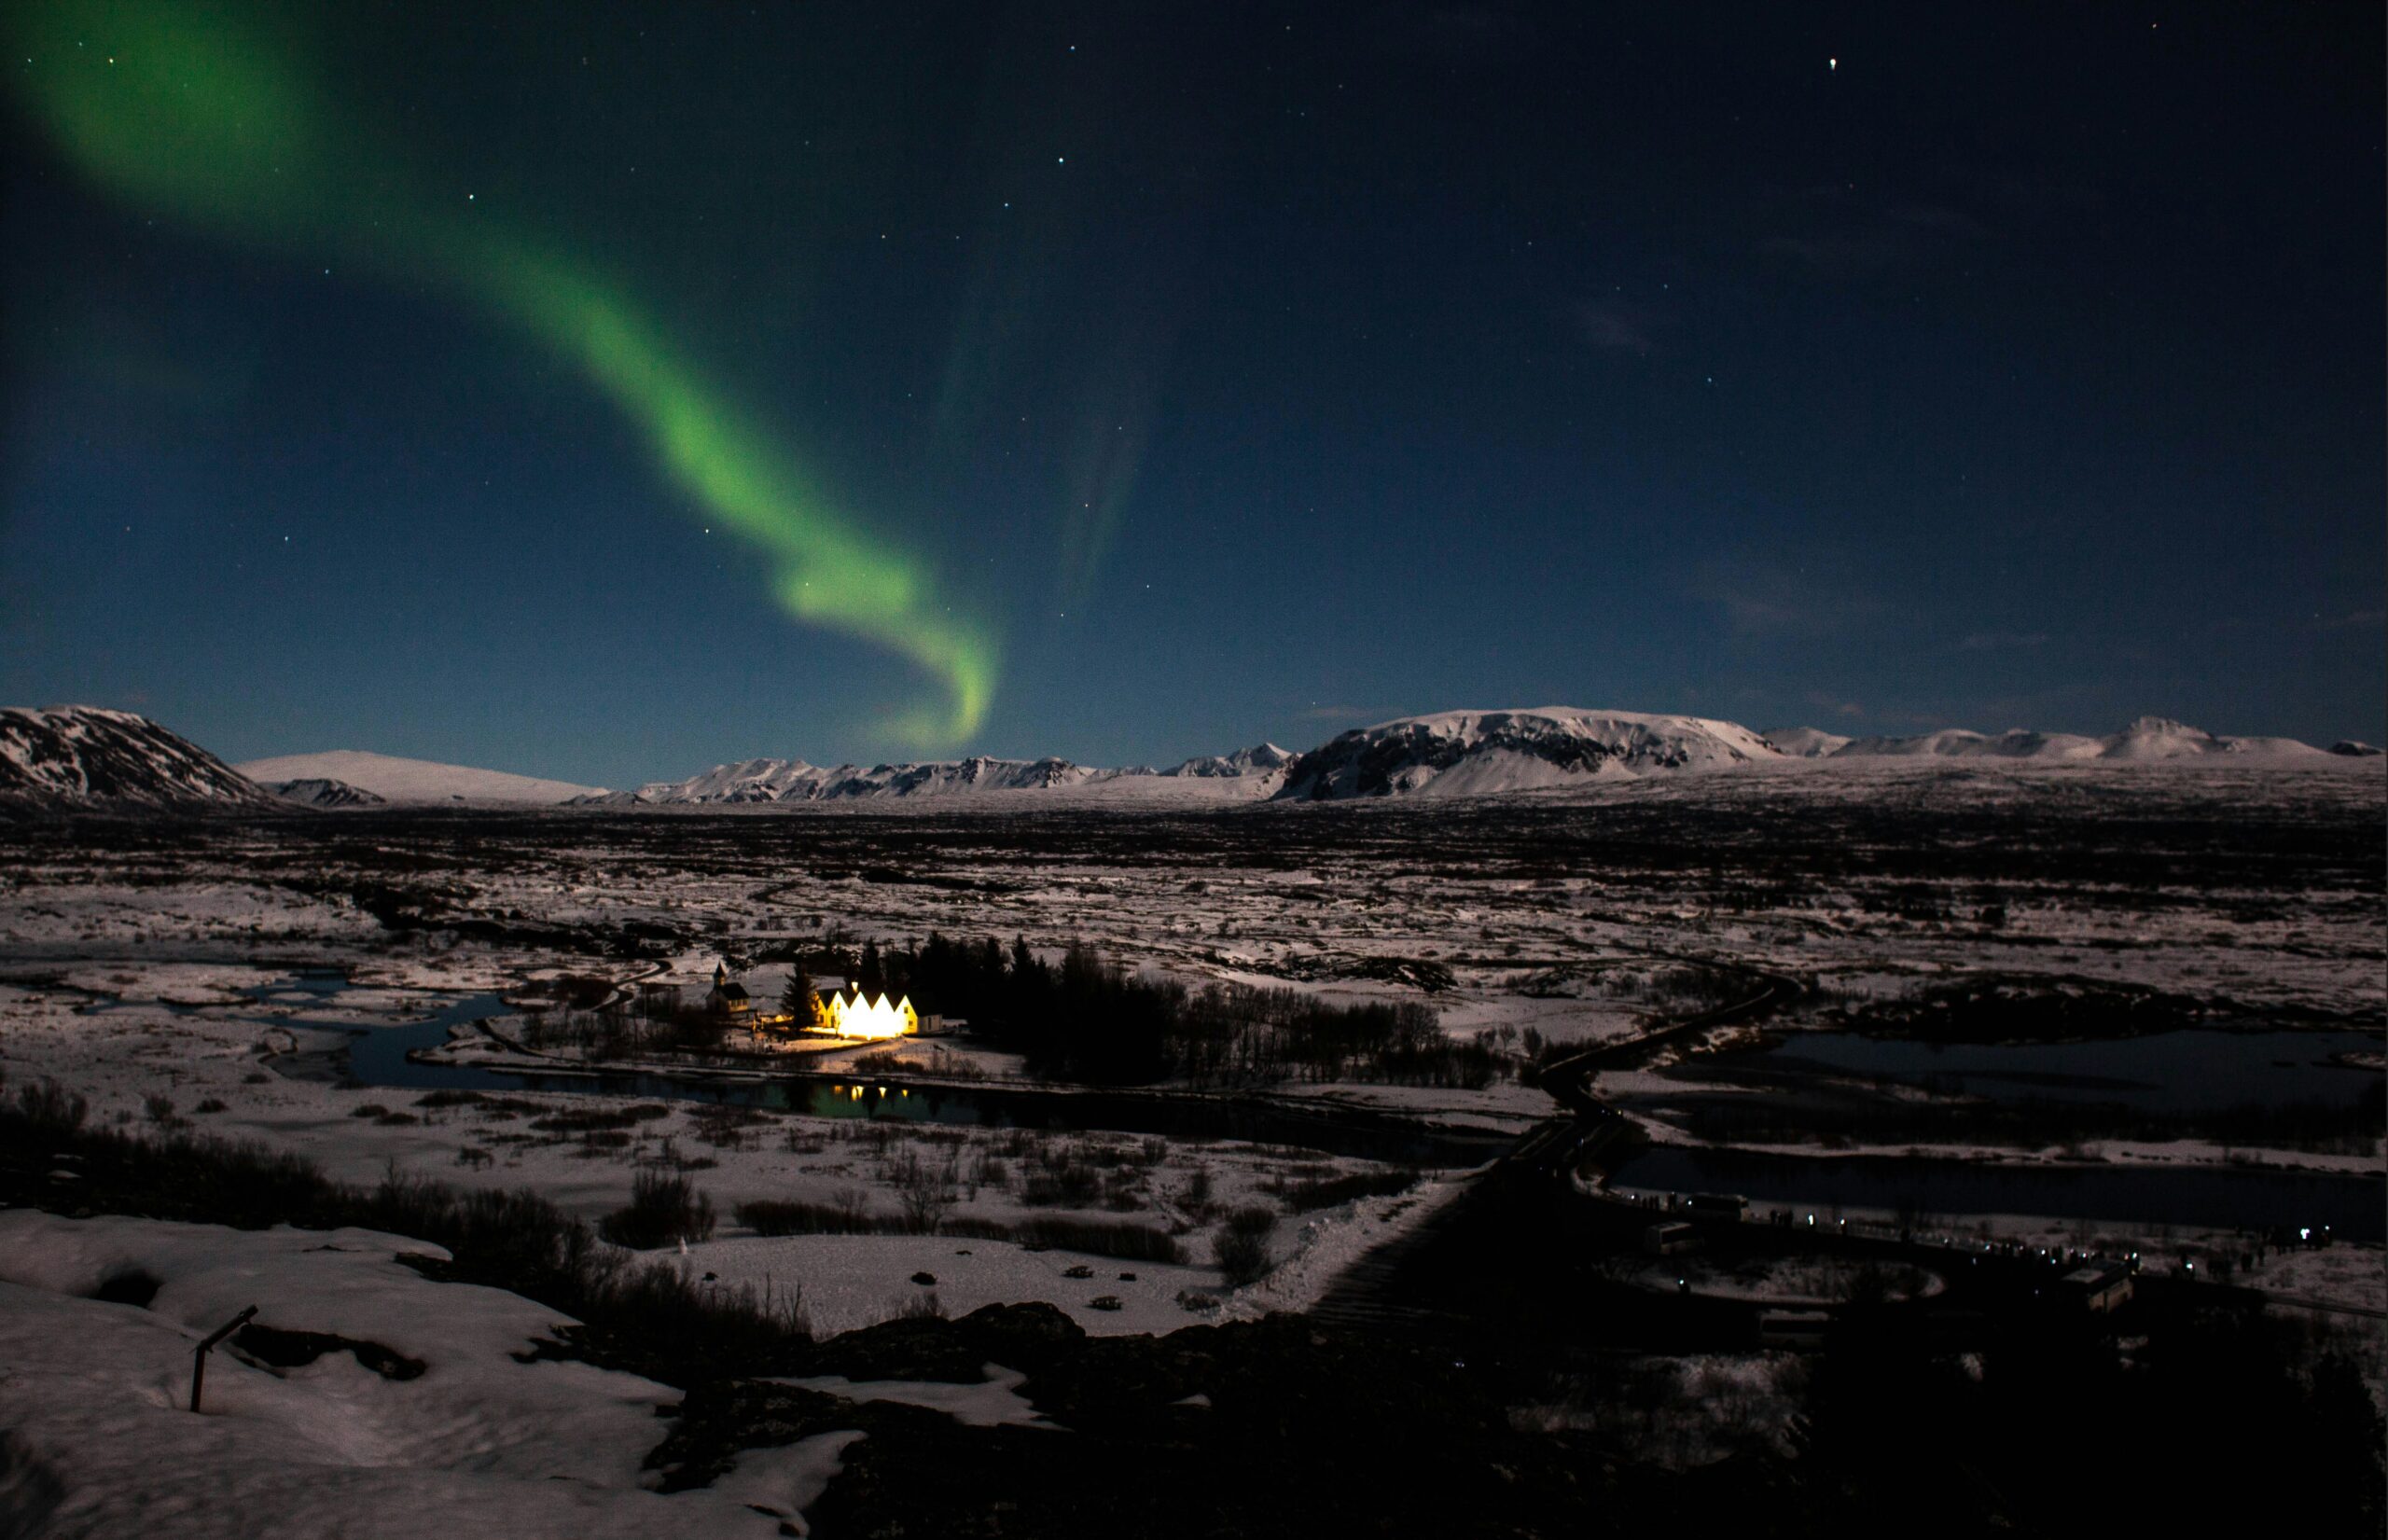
[1163,743,1295,779]
[259,777,387,809]
[0,707,278,809]
[21,703,2367,817]
[1829,727,2105,760]
[2095,715,2327,760]
[1824,716,2327,763]
[1762,727,1853,758]
[610,755,1111,806]
[232,750,605,805]
[1274,709,1783,800]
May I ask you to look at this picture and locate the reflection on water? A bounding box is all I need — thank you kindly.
[1751,1027,2385,1115]
[240,978,1509,1166]
[157,976,2386,1236]
[1608,1145,2384,1241]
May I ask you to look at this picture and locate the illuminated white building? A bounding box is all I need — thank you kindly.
[820,988,919,1040]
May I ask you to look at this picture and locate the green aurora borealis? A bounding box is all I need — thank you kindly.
[5,5,2381,775]
[10,0,997,744]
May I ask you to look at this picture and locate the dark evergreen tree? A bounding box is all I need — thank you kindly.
[779,964,815,1026]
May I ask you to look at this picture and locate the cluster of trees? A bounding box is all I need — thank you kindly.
[533,935,1502,1089]
[521,997,728,1058]
[874,934,1496,1089]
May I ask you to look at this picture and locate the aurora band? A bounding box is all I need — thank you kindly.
[9,0,997,743]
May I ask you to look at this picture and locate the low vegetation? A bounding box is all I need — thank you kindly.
[0,1075,809,1382]
[599,1169,718,1249]
[1211,1205,1277,1287]
[732,1194,1184,1263]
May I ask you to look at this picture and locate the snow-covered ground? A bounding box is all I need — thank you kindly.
[0,1211,850,1536]
[0,969,1443,1335]
[0,760,2377,1353]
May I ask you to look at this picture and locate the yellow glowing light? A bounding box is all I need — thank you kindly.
[823,988,919,1040]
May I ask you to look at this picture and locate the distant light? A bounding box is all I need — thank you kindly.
[1828,57,1837,70]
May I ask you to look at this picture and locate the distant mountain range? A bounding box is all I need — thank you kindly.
[1,704,2377,812]
[591,742,1301,807]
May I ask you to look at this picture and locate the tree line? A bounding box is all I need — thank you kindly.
[872,934,1498,1089]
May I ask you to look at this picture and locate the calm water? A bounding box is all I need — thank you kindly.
[1752,1027,2384,1114]
[1609,1145,2384,1241]
[255,977,1512,1167]
[203,977,2388,1235]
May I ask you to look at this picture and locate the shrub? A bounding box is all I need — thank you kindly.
[1268,1168,1418,1213]
[1222,1204,1276,1240]
[18,1079,88,1134]
[736,1196,897,1237]
[530,1104,671,1134]
[1212,1206,1277,1287]
[993,1216,1183,1263]
[600,1170,717,1250]
[0,1098,809,1380]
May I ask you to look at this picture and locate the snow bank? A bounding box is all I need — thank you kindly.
[0,1212,835,1537]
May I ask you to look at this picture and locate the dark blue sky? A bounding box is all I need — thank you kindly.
[6,3,2381,785]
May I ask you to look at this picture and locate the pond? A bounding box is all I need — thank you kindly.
[1606,1145,2384,1241]
[252,976,1514,1168]
[1746,1026,2384,1115]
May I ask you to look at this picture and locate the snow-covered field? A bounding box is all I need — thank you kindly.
[0,1211,854,1536]
[0,759,2379,1333]
[0,760,2380,1532]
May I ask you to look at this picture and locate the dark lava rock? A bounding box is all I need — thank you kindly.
[233,1322,426,1380]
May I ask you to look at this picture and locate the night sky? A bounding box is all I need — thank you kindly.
[5,2,2381,784]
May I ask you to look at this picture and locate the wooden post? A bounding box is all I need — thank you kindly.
[189,1306,258,1412]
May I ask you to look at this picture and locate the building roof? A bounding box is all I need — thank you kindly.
[2061,1261,2131,1289]
[712,982,750,1001]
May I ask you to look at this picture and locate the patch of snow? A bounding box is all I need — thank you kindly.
[771,1363,1055,1428]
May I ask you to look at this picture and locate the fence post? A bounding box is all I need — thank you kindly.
[190,1306,258,1412]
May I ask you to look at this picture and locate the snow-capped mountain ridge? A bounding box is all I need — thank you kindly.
[1760,727,1853,758]
[0,707,278,809]
[1827,716,2327,763]
[1164,743,1295,779]
[10,703,2367,813]
[1276,709,1781,800]
[613,755,1101,805]
[260,777,387,808]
